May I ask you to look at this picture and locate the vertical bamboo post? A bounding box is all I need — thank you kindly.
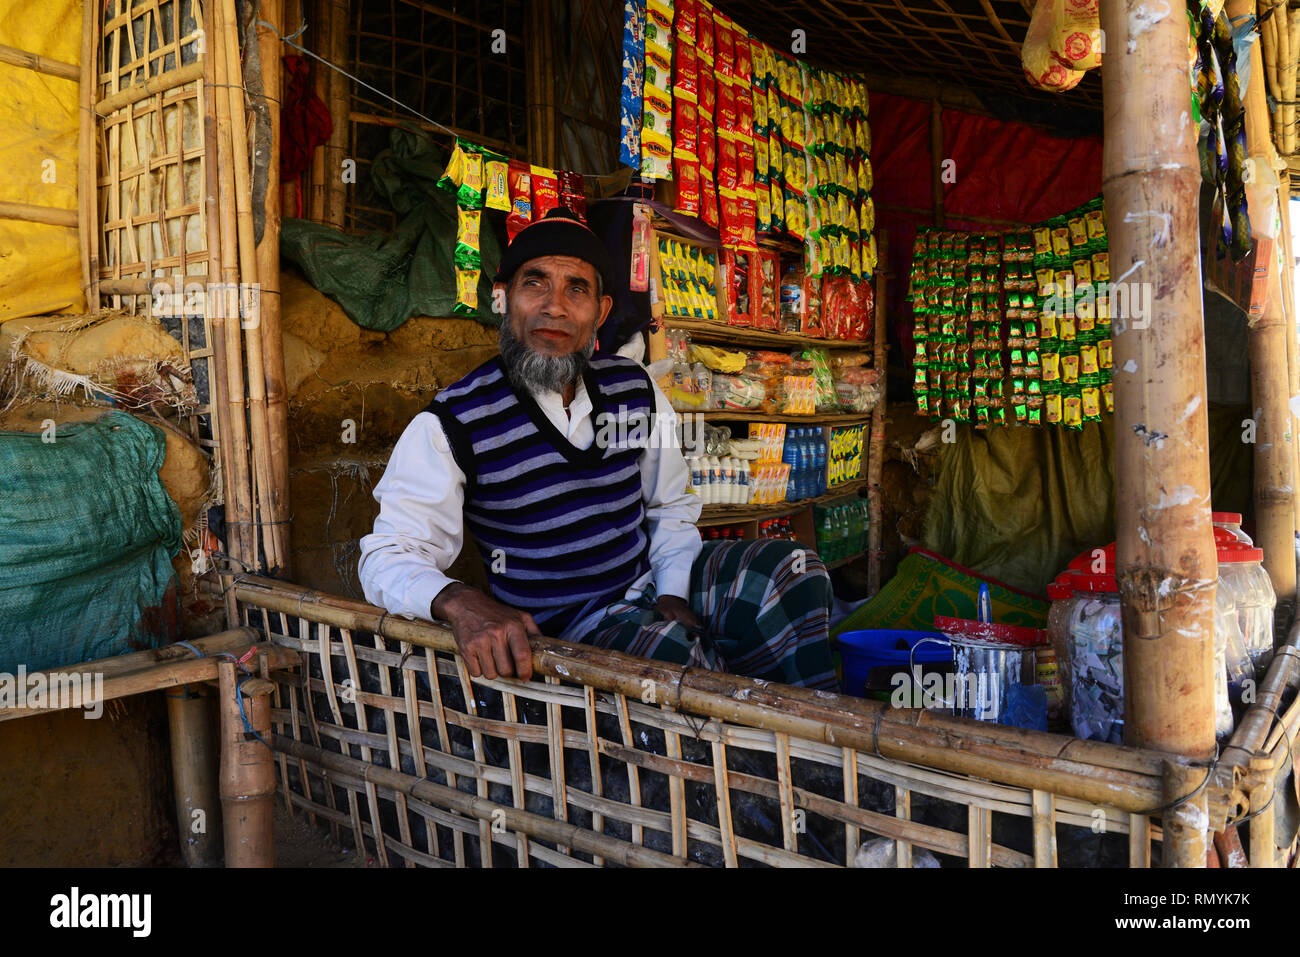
[1161,761,1209,868]
[930,98,944,227]
[206,0,256,571]
[323,0,348,229]
[307,0,328,223]
[526,0,557,167]
[256,0,293,577]
[78,0,100,311]
[867,231,889,596]
[1233,0,1297,610]
[218,661,276,867]
[217,0,285,573]
[1248,762,1278,867]
[167,683,223,867]
[1100,0,1217,864]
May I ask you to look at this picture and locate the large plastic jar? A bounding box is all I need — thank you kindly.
[1210,581,1239,741]
[1068,573,1124,744]
[1212,511,1251,544]
[1219,541,1275,675]
[1045,578,1075,724]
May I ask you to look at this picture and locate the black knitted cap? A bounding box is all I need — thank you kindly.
[493,207,616,295]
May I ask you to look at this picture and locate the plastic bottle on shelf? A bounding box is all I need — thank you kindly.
[779,264,805,334]
[814,430,827,497]
[706,456,720,506]
[738,459,751,504]
[782,429,801,501]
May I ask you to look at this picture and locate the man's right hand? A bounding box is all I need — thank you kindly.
[432,582,537,682]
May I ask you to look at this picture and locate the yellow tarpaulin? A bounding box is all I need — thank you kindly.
[0,0,86,323]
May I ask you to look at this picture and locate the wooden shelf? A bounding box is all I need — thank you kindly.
[825,550,868,571]
[696,478,867,525]
[696,410,872,425]
[661,316,872,352]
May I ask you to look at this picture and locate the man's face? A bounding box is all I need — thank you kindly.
[500,255,612,357]
[494,255,613,395]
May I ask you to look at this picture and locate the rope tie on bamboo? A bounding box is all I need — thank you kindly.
[1132,744,1220,818]
[1228,696,1294,826]
[235,675,273,751]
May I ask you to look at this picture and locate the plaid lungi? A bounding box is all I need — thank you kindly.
[578,539,838,691]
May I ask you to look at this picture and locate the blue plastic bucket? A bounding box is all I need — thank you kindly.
[835,629,952,699]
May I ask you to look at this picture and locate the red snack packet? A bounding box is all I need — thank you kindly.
[673,157,701,216]
[676,0,698,42]
[697,4,715,60]
[716,131,739,191]
[718,188,742,249]
[737,137,755,193]
[674,98,699,158]
[674,42,699,103]
[530,165,560,219]
[698,67,716,116]
[714,14,735,76]
[700,173,719,228]
[556,169,586,219]
[736,192,758,251]
[735,82,754,136]
[716,77,737,132]
[697,119,717,171]
[506,160,532,242]
[734,34,752,80]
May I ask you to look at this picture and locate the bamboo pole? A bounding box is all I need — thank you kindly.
[232,577,1212,816]
[526,0,557,167]
[307,0,328,223]
[0,41,79,80]
[216,0,285,573]
[256,0,292,578]
[167,683,224,867]
[323,0,349,229]
[1100,0,1218,794]
[1162,760,1208,867]
[1235,0,1297,607]
[93,60,206,116]
[930,99,944,227]
[218,660,276,867]
[78,0,99,311]
[1107,0,1216,764]
[867,231,889,596]
[0,201,78,228]
[1281,3,1296,157]
[208,0,257,569]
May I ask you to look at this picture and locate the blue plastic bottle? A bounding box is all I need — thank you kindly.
[814,429,827,496]
[782,428,800,501]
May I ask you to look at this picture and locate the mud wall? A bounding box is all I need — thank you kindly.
[281,268,497,598]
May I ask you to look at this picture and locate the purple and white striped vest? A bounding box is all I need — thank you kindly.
[426,354,655,638]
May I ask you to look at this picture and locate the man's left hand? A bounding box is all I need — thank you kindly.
[656,594,703,630]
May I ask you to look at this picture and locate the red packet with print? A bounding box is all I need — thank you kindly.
[674,98,699,158]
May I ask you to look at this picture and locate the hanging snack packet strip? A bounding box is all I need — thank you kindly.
[642,0,675,180]
[506,160,532,243]
[619,1,647,169]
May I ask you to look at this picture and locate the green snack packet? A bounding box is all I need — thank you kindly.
[454,208,482,269]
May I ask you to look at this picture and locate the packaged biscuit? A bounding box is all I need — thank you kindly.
[506,160,532,242]
[697,0,714,60]
[714,11,734,76]
[717,76,737,132]
[647,0,673,32]
[700,171,719,227]
[640,127,673,179]
[455,208,481,268]
[453,268,479,317]
[437,139,485,208]
[674,39,699,103]
[483,155,509,212]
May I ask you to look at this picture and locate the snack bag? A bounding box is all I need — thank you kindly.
[455,208,481,268]
[531,165,561,218]
[483,155,510,212]
[506,160,532,242]
[453,268,479,317]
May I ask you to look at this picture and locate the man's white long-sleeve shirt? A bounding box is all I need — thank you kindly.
[358,370,703,641]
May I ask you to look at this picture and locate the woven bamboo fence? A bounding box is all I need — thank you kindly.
[227,575,1300,867]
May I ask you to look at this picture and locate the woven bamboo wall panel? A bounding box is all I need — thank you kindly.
[96,0,217,456]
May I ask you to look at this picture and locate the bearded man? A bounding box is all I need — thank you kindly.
[359,208,837,690]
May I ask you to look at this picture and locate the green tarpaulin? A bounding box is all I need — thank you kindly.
[280,127,503,332]
[0,411,181,672]
[918,406,1252,597]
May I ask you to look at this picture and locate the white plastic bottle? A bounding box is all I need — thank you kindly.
[723,457,737,503]
[706,456,720,506]
[738,459,751,504]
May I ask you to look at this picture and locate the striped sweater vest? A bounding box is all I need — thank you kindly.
[426,354,655,638]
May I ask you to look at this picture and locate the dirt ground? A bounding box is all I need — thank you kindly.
[273,800,370,868]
